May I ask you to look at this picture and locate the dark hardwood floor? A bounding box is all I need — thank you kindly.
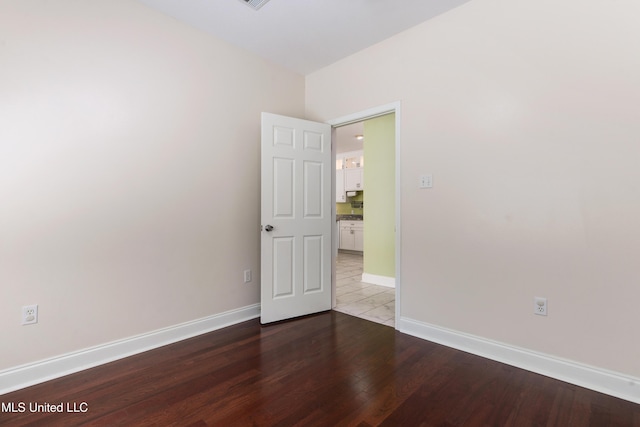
[1,311,638,426]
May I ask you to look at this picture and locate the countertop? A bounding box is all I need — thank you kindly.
[336,215,363,221]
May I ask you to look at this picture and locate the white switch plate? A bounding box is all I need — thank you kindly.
[420,174,433,189]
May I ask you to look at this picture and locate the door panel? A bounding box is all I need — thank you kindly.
[303,235,323,293]
[273,158,294,218]
[272,237,294,298]
[303,161,323,218]
[303,130,324,151]
[261,113,332,324]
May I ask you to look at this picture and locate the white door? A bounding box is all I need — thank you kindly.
[260,113,332,324]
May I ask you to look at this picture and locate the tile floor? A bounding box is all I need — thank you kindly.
[334,251,395,327]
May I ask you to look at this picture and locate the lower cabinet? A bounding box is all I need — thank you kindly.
[339,221,364,251]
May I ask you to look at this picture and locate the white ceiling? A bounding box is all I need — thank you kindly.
[137,0,472,75]
[336,122,364,154]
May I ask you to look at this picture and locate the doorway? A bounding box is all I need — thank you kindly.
[334,251,395,326]
[329,103,401,329]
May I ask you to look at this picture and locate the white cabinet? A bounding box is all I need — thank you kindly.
[353,227,364,251]
[339,220,364,251]
[344,152,364,169]
[344,168,364,191]
[336,169,346,202]
[337,150,364,198]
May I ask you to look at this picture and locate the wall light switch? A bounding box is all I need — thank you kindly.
[420,174,433,189]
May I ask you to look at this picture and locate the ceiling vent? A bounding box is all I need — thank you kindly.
[241,0,271,10]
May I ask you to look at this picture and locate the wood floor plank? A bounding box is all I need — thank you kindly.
[1,311,638,426]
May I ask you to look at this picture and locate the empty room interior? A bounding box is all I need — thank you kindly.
[1,0,639,425]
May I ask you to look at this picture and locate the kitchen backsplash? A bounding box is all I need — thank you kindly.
[336,192,364,215]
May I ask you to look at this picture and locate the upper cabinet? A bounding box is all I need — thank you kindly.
[336,150,364,200]
[336,169,346,202]
[344,168,363,191]
[344,152,364,169]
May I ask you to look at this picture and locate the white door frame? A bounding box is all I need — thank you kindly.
[327,101,402,329]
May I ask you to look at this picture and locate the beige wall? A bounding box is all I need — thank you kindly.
[0,0,304,370]
[306,0,640,377]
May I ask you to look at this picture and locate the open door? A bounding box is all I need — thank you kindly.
[260,113,332,324]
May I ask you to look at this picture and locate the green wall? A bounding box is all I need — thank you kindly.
[336,192,363,215]
[363,114,395,278]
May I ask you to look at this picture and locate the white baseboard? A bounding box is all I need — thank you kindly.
[398,316,640,404]
[0,304,260,396]
[361,273,395,288]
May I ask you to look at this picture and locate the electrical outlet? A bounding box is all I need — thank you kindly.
[22,304,38,325]
[243,269,252,283]
[534,297,547,316]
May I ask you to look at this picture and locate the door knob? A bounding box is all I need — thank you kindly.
[265,225,274,232]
